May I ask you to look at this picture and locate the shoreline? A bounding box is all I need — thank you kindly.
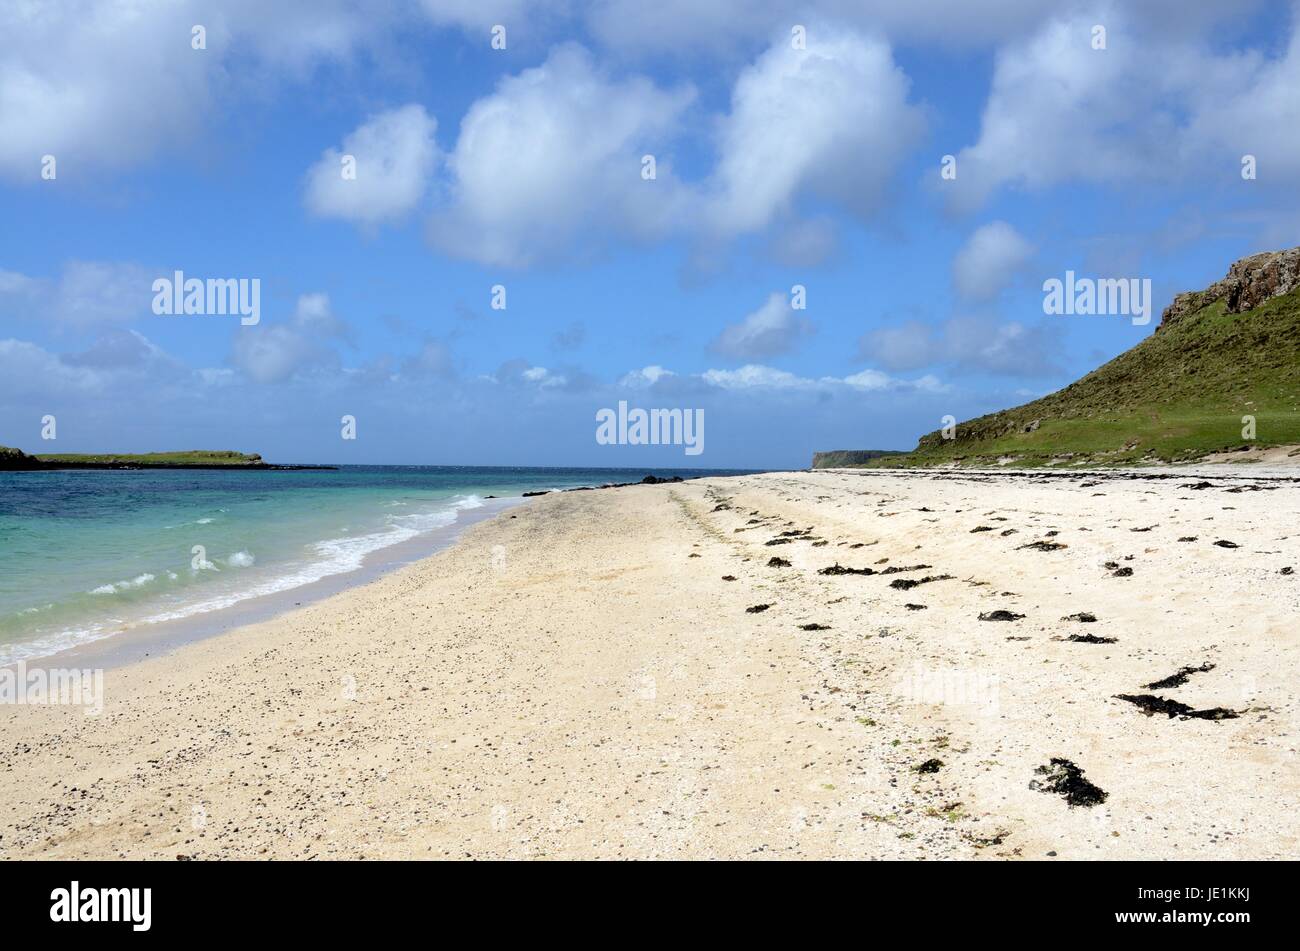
[2,467,1296,859]
[6,495,525,672]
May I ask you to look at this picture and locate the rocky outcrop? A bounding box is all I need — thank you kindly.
[1159,246,1300,331]
[0,446,43,470]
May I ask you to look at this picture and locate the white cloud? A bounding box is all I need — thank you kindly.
[0,261,155,328]
[0,1,403,182]
[304,105,439,226]
[700,363,943,393]
[952,221,1035,301]
[947,5,1300,210]
[228,292,348,384]
[860,312,1065,377]
[710,292,813,360]
[427,44,695,266]
[585,0,1085,57]
[490,359,568,388]
[858,321,937,372]
[619,365,676,387]
[706,28,923,236]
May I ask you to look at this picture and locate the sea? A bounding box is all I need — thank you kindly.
[0,465,752,666]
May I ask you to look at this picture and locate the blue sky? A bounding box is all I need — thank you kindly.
[2,1,1298,468]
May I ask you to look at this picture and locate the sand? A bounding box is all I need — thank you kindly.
[2,467,1297,860]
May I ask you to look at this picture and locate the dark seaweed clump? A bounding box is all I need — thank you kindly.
[1113,694,1239,720]
[799,623,831,631]
[1144,662,1215,690]
[1066,633,1117,644]
[979,610,1024,622]
[915,758,944,774]
[766,557,791,568]
[1061,612,1097,622]
[1029,758,1108,808]
[818,563,874,576]
[1019,540,1067,552]
[889,574,954,591]
[746,604,771,614]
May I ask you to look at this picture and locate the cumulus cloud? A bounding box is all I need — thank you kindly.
[860,313,1064,377]
[706,28,924,237]
[304,105,439,226]
[228,292,349,384]
[0,261,155,328]
[701,363,944,393]
[710,292,813,360]
[858,321,937,372]
[0,1,406,182]
[427,44,695,266]
[947,6,1300,211]
[619,365,676,388]
[402,340,456,379]
[952,221,1036,301]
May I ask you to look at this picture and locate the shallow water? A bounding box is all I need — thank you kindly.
[0,465,746,664]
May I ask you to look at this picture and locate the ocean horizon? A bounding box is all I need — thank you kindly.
[0,464,758,665]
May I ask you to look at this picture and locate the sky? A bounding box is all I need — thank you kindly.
[2,0,1298,469]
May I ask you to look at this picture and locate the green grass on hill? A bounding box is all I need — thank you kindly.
[868,286,1300,468]
[33,450,265,466]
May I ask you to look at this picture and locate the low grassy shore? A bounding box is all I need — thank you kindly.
[1,468,1296,859]
[1,447,333,471]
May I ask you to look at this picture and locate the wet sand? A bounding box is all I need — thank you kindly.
[2,467,1297,859]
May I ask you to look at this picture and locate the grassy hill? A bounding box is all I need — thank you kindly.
[857,249,1300,468]
[0,449,334,471]
[811,449,906,468]
[34,450,265,467]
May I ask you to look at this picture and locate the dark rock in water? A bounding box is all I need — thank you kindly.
[721,575,737,581]
[746,604,771,614]
[1213,539,1240,548]
[889,574,954,590]
[1030,758,1108,808]
[1144,662,1215,690]
[1066,633,1117,644]
[915,758,944,774]
[767,557,792,568]
[818,563,874,576]
[521,490,550,497]
[1062,612,1097,622]
[905,603,927,611]
[1114,694,1239,720]
[1018,540,1067,552]
[799,623,831,631]
[979,610,1024,621]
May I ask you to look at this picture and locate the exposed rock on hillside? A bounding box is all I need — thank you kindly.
[1159,246,1300,331]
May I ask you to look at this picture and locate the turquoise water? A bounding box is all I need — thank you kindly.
[0,465,747,664]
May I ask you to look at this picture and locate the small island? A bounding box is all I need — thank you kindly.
[0,446,335,471]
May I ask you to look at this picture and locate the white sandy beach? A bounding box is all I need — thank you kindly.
[2,467,1297,860]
